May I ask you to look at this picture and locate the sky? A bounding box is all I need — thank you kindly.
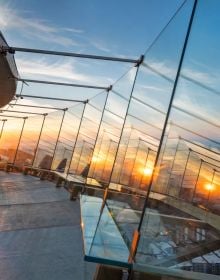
[0,0,220,200]
[0,0,185,105]
[0,0,220,150]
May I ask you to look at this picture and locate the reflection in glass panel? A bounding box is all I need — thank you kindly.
[67,93,107,182]
[88,67,138,184]
[0,118,24,163]
[33,110,64,169]
[50,103,85,173]
[82,0,196,272]
[137,1,220,278]
[14,115,45,166]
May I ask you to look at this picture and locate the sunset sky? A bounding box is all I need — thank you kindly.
[0,0,186,105]
[0,0,220,195]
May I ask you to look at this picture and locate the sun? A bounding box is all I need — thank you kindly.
[143,167,153,176]
[205,183,214,191]
[91,156,100,163]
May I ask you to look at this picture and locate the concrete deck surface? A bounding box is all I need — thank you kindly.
[0,171,96,280]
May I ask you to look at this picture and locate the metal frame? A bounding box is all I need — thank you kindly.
[9,103,64,111]
[2,46,139,64]
[16,94,87,103]
[0,109,45,116]
[17,78,109,91]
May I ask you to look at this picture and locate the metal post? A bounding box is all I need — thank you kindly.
[178,148,191,198]
[50,108,68,170]
[12,117,27,165]
[32,113,47,166]
[0,119,7,139]
[191,159,203,203]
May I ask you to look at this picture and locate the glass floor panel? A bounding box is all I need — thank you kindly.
[80,195,131,268]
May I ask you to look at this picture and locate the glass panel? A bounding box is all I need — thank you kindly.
[81,0,195,271]
[14,115,45,166]
[88,67,138,184]
[50,103,85,173]
[136,1,220,278]
[33,110,63,169]
[67,92,107,182]
[0,118,24,163]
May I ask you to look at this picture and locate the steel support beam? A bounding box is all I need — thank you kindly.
[16,94,87,103]
[17,78,109,91]
[2,46,139,64]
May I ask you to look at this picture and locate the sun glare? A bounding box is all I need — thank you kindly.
[205,183,214,191]
[91,156,100,163]
[143,167,153,176]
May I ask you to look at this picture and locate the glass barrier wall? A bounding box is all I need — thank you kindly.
[81,0,197,268]
[1,1,219,278]
[14,115,45,166]
[0,118,25,163]
[136,0,220,278]
[50,103,85,173]
[33,110,63,169]
[88,67,138,186]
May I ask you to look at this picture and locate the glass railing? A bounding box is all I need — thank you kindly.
[0,0,219,278]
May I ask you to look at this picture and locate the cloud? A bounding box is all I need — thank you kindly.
[0,4,119,54]
[89,40,111,53]
[15,57,113,86]
[62,27,84,34]
[0,4,82,47]
[172,91,220,134]
[142,58,219,87]
[182,67,216,86]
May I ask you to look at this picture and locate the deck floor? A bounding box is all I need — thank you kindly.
[0,171,96,280]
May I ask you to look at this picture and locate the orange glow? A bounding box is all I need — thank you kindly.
[91,156,101,163]
[205,183,215,191]
[143,167,153,176]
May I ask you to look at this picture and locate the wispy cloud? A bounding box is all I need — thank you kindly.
[0,4,83,47]
[89,39,111,53]
[142,59,219,87]
[16,57,113,86]
[62,27,84,34]
[0,4,119,54]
